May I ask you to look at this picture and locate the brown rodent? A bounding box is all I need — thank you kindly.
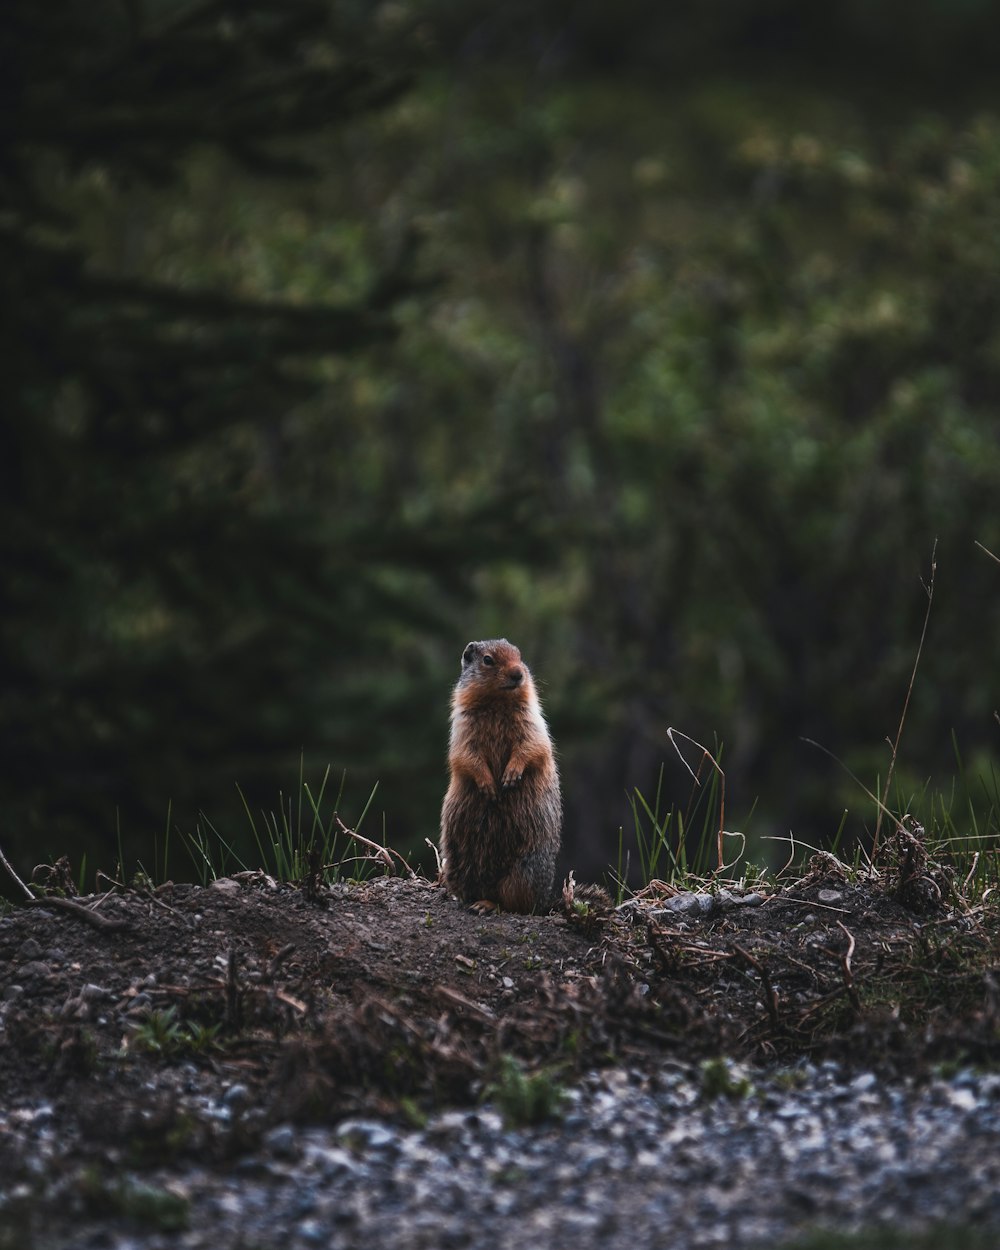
[439,639,561,913]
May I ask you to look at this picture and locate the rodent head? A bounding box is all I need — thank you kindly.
[457,639,529,699]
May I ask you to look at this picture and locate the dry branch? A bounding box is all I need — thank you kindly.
[26,895,130,932]
[733,944,781,1032]
[0,843,34,901]
[836,921,861,1014]
[333,816,416,878]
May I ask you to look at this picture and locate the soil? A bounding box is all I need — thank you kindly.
[1,853,999,1245]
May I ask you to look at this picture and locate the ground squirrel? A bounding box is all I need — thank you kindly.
[439,639,561,913]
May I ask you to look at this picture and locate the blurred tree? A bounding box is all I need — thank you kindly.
[5,0,1000,889]
[325,5,1000,869]
[0,0,543,876]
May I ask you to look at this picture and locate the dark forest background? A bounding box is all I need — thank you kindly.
[4,0,1000,890]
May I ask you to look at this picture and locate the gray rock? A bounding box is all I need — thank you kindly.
[17,961,50,979]
[660,894,700,916]
[210,877,241,895]
[223,1083,251,1108]
[265,1125,299,1158]
[5,1054,1000,1250]
[336,1119,399,1152]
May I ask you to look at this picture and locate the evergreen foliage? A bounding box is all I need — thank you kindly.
[0,1,528,868]
[3,1,1000,881]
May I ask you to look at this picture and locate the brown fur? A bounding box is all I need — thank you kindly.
[439,639,561,913]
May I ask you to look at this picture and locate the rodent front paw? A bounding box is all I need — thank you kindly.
[501,769,523,790]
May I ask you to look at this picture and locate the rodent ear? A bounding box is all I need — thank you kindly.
[461,642,480,666]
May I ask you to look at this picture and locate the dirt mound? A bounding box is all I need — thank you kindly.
[1,866,998,1144]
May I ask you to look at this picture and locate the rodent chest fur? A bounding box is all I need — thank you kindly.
[439,639,562,914]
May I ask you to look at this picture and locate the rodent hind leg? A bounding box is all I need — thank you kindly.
[495,867,541,914]
[468,898,499,915]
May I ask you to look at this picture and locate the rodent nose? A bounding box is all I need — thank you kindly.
[508,667,523,685]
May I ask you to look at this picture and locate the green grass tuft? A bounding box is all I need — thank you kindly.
[487,1055,567,1128]
[178,758,389,889]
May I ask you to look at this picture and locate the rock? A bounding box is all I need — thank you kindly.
[223,1083,251,1109]
[17,961,50,979]
[336,1120,399,1152]
[654,893,714,918]
[210,877,241,895]
[264,1125,299,1159]
[663,894,699,915]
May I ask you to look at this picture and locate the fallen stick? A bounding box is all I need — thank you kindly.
[0,842,34,902]
[333,816,416,878]
[733,943,781,1032]
[836,920,861,1013]
[27,895,130,932]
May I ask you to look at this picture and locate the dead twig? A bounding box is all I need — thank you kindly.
[974,539,1000,566]
[733,944,781,1032]
[334,816,416,878]
[26,896,129,932]
[874,540,937,859]
[425,837,443,878]
[836,920,861,1014]
[961,852,981,898]
[774,896,852,915]
[666,727,727,871]
[267,943,298,979]
[0,843,34,901]
[272,989,308,1014]
[434,985,497,1023]
[302,846,323,902]
[139,887,192,926]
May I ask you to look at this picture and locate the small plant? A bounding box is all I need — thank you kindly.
[128,1007,185,1055]
[487,1055,566,1127]
[126,1007,223,1058]
[700,1057,754,1100]
[180,758,396,891]
[620,736,761,897]
[117,1181,190,1232]
[79,1170,189,1233]
[399,1096,428,1129]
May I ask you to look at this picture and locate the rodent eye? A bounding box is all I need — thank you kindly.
[482,654,495,667]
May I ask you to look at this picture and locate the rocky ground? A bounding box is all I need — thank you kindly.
[1,847,999,1249]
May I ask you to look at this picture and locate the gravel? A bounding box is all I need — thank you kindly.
[3,1061,1000,1249]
